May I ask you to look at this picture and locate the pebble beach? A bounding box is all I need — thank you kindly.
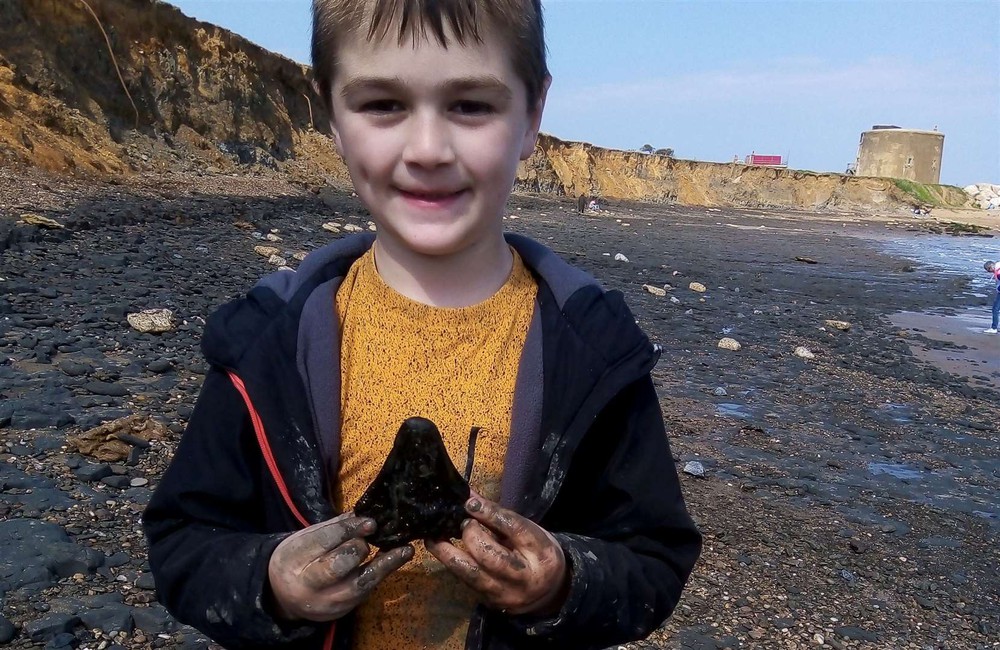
[1,166,997,649]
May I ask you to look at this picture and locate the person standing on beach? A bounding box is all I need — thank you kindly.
[984,261,1000,334]
[142,1,702,648]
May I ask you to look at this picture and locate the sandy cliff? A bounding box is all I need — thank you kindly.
[0,0,345,179]
[0,0,972,213]
[517,135,970,211]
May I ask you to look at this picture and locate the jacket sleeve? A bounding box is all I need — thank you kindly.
[510,374,702,648]
[143,369,325,649]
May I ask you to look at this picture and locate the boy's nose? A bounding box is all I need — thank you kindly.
[401,113,455,167]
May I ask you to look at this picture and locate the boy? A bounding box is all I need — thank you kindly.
[143,1,701,649]
[985,261,999,334]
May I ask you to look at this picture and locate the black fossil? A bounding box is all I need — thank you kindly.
[354,417,472,549]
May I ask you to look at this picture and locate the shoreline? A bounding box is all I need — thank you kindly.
[889,308,1000,385]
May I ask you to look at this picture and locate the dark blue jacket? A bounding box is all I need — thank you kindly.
[143,233,701,650]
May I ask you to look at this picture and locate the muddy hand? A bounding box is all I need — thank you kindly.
[425,495,569,617]
[267,512,414,622]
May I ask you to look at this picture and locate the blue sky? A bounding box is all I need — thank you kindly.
[165,0,998,186]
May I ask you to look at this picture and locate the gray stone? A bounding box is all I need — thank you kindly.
[78,604,133,635]
[44,632,77,649]
[48,544,105,579]
[835,626,878,642]
[130,604,175,634]
[100,475,131,489]
[0,520,105,594]
[57,361,91,377]
[32,435,66,454]
[135,573,156,590]
[147,358,173,374]
[0,614,16,643]
[25,613,80,642]
[82,381,128,397]
[74,463,112,483]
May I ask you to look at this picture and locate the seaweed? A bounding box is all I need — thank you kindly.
[354,417,471,549]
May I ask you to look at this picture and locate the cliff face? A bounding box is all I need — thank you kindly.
[517,135,969,211]
[0,0,345,179]
[0,0,968,212]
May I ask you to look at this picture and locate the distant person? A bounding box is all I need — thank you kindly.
[588,198,600,212]
[984,261,1000,334]
[576,194,587,213]
[143,1,701,649]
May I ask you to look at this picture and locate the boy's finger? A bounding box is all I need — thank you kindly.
[462,520,527,575]
[427,538,503,596]
[356,545,415,592]
[303,538,369,589]
[465,498,530,544]
[291,514,374,559]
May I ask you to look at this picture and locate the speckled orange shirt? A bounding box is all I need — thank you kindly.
[334,247,537,650]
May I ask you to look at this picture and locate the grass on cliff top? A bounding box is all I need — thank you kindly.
[892,178,968,208]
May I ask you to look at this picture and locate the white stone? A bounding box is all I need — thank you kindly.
[614,253,629,262]
[718,337,741,351]
[794,346,816,359]
[642,284,666,296]
[20,213,64,229]
[253,245,280,258]
[689,282,707,293]
[682,461,705,477]
[824,319,851,331]
[127,309,174,334]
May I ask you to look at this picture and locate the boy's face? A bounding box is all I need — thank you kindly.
[326,23,548,259]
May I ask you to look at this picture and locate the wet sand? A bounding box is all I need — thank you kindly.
[890,309,1000,385]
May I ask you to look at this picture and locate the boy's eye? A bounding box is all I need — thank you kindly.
[452,100,493,116]
[360,99,403,113]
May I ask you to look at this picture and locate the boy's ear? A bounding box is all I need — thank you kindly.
[311,79,343,155]
[328,117,343,156]
[520,75,551,161]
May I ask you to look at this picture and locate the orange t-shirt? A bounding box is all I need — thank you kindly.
[334,247,536,649]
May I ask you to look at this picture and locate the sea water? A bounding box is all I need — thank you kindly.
[873,233,998,297]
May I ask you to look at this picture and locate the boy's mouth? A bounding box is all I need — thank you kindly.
[398,187,467,204]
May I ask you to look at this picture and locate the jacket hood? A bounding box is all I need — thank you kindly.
[200,234,375,369]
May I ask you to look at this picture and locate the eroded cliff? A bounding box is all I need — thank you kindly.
[516,135,970,211]
[0,0,345,179]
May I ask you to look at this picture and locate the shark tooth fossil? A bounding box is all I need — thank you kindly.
[354,417,473,549]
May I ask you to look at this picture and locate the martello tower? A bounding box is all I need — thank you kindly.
[854,126,944,184]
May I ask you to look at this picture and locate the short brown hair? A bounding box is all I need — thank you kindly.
[311,0,548,111]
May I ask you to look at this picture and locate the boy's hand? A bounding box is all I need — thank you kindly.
[267,513,414,622]
[425,495,570,617]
